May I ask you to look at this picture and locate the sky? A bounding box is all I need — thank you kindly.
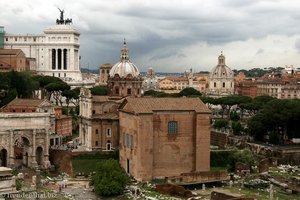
[1,0,300,73]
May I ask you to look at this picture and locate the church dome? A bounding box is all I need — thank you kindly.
[210,53,233,79]
[109,40,140,78]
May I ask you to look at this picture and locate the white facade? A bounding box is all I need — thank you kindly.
[4,22,82,81]
[208,53,234,96]
[142,67,160,91]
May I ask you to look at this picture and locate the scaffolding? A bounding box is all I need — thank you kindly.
[0,26,4,49]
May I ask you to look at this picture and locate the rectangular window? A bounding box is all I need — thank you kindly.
[168,121,178,134]
[96,129,98,134]
[214,82,216,87]
[95,141,98,146]
[107,128,111,137]
[127,88,131,95]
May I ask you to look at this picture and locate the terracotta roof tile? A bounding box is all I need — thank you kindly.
[0,49,23,55]
[92,112,119,119]
[5,98,47,107]
[92,96,124,102]
[121,97,211,114]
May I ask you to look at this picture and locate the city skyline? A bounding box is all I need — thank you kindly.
[2,0,300,72]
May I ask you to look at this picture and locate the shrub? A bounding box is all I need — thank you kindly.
[228,149,255,172]
[232,121,243,135]
[91,159,129,197]
[230,111,240,121]
[211,149,255,172]
[16,179,22,190]
[213,119,228,129]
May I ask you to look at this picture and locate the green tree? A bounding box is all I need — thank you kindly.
[213,119,228,129]
[178,87,201,97]
[62,88,80,115]
[230,111,240,121]
[45,82,70,105]
[232,121,243,135]
[144,90,167,97]
[228,149,255,172]
[91,159,129,197]
[33,75,65,99]
[90,86,108,95]
[9,71,39,98]
[247,99,300,143]
[199,96,216,109]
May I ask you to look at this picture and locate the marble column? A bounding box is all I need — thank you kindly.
[44,129,51,168]
[9,130,14,167]
[31,129,38,168]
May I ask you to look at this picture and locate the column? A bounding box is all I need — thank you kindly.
[31,129,38,168]
[44,129,51,168]
[9,130,15,167]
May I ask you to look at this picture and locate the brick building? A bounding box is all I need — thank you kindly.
[0,49,27,72]
[235,79,257,98]
[119,97,211,181]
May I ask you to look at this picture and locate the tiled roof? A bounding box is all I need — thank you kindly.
[92,112,119,120]
[0,49,23,55]
[120,97,211,114]
[92,96,124,103]
[163,76,188,82]
[5,98,48,107]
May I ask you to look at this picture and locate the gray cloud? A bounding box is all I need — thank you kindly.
[1,0,300,72]
[294,38,300,53]
[256,48,264,55]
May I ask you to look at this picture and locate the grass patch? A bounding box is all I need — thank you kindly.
[226,185,300,200]
[210,166,228,172]
[72,151,118,176]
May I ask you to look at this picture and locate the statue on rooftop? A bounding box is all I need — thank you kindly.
[56,8,72,25]
[58,8,64,21]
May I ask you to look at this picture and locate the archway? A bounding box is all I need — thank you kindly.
[15,136,30,167]
[36,147,43,167]
[0,149,8,167]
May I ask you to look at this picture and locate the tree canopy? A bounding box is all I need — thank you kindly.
[0,71,39,107]
[91,159,129,197]
[90,86,108,95]
[178,87,201,96]
[247,99,300,143]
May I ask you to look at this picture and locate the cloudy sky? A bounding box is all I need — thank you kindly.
[1,0,300,72]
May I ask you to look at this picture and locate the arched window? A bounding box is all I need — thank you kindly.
[223,82,225,88]
[168,121,178,134]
